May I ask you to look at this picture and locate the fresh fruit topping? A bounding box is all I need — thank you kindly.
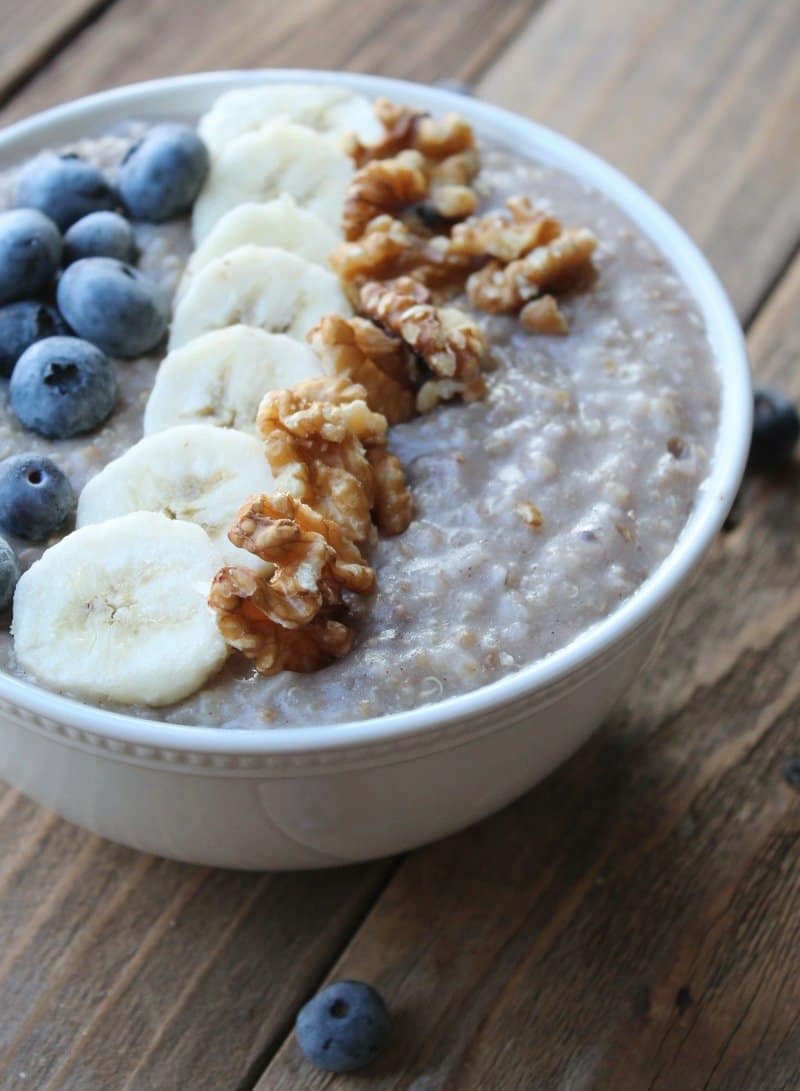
[191,121,352,242]
[10,336,117,438]
[0,536,20,612]
[197,84,381,156]
[0,454,76,541]
[168,245,350,350]
[0,209,62,304]
[117,123,210,222]
[15,152,116,231]
[11,512,228,706]
[295,980,390,1073]
[143,325,322,436]
[749,388,800,472]
[64,210,136,264]
[76,424,275,568]
[0,301,69,377]
[57,256,168,358]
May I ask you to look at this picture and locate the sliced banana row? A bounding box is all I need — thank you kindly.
[12,513,229,707]
[13,84,372,707]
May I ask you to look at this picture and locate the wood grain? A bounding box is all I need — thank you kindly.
[257,252,800,1088]
[0,0,545,126]
[478,0,800,322]
[0,0,110,105]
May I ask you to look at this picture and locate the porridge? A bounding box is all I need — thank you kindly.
[0,86,718,727]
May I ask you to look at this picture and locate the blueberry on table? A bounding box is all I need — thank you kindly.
[0,537,20,611]
[64,211,136,265]
[296,980,390,1073]
[10,336,117,439]
[57,257,168,358]
[0,301,69,378]
[15,152,116,232]
[0,455,76,541]
[117,124,210,222]
[748,387,799,472]
[0,209,62,305]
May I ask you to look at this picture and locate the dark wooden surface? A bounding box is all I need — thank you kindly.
[1,1,798,1088]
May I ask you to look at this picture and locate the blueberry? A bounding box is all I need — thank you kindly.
[15,153,116,232]
[117,124,210,222]
[64,211,136,265]
[0,301,69,378]
[57,257,168,358]
[0,455,75,541]
[0,209,62,305]
[296,980,389,1073]
[749,387,799,472]
[0,536,20,611]
[10,336,117,439]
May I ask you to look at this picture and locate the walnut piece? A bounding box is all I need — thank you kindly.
[467,227,598,313]
[308,313,416,425]
[342,100,480,239]
[520,295,568,335]
[367,446,414,536]
[451,197,561,262]
[330,214,474,302]
[257,375,412,543]
[343,150,428,241]
[360,277,488,405]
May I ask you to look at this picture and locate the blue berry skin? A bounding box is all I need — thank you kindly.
[15,153,116,232]
[0,301,69,378]
[57,257,168,358]
[749,388,800,472]
[296,981,390,1073]
[64,211,136,265]
[10,336,117,439]
[0,209,62,305]
[0,455,76,541]
[0,536,20,611]
[117,124,210,222]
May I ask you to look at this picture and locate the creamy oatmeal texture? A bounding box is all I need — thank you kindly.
[0,127,719,727]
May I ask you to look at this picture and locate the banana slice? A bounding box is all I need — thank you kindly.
[12,512,228,707]
[168,245,350,350]
[192,121,352,242]
[76,424,274,568]
[180,198,338,296]
[144,325,323,436]
[198,83,381,156]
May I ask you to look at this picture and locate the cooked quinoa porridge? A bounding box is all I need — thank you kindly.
[0,97,719,728]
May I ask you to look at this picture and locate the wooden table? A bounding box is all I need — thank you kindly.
[1,1,799,1087]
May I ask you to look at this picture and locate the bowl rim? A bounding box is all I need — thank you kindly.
[0,68,751,755]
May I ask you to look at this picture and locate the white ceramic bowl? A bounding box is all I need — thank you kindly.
[0,71,750,869]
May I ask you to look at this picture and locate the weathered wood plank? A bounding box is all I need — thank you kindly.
[0,0,545,127]
[478,0,800,322]
[0,0,111,104]
[256,252,800,1089]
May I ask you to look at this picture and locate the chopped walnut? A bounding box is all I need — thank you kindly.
[209,493,376,677]
[467,227,598,313]
[329,214,474,302]
[308,313,416,425]
[210,567,356,676]
[256,375,412,543]
[451,197,562,262]
[360,277,488,388]
[367,446,413,535]
[343,150,428,241]
[342,101,480,239]
[520,295,568,335]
